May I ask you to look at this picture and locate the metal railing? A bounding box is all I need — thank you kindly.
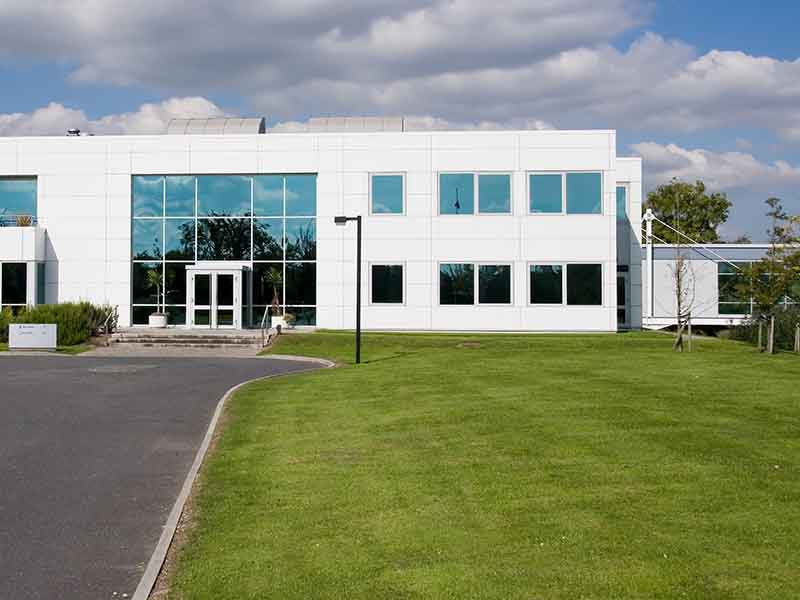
[103,306,119,347]
[260,305,276,348]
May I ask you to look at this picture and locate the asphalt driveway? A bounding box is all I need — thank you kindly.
[0,355,317,599]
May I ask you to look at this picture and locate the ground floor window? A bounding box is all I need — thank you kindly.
[371,264,404,304]
[440,263,512,305]
[529,263,602,306]
[1,262,27,308]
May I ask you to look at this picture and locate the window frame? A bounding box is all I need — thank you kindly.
[437,172,513,216]
[0,176,38,220]
[369,262,406,305]
[527,263,565,306]
[616,182,629,222]
[526,262,604,306]
[369,172,406,216]
[437,261,513,306]
[527,171,604,216]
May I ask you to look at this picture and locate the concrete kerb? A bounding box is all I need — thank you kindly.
[132,354,335,600]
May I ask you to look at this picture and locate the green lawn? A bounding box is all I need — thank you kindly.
[170,332,800,600]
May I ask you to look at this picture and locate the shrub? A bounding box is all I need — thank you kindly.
[731,306,800,352]
[0,302,118,346]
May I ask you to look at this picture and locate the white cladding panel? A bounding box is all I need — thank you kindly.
[2,130,630,331]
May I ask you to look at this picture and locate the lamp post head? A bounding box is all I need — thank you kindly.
[334,216,348,225]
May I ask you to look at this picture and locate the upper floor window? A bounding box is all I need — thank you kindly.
[528,172,602,215]
[439,173,511,215]
[616,185,628,221]
[566,173,602,214]
[370,174,404,215]
[0,177,37,222]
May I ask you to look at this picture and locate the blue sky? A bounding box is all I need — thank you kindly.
[0,1,798,240]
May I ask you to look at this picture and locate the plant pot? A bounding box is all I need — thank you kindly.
[149,313,168,328]
[271,316,287,330]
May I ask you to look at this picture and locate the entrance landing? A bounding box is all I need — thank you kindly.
[87,328,276,357]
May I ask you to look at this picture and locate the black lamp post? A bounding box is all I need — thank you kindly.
[334,215,362,364]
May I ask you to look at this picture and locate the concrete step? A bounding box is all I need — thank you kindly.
[113,336,259,345]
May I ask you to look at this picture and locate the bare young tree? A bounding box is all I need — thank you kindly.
[670,195,696,352]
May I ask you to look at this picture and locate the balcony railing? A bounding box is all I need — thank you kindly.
[0,215,37,227]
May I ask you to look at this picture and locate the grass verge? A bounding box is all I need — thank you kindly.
[169,331,800,599]
[0,342,92,354]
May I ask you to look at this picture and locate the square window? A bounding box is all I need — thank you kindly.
[371,174,404,214]
[371,265,403,304]
[530,265,563,304]
[164,219,195,260]
[478,265,511,304]
[0,177,37,218]
[566,264,602,305]
[530,174,562,213]
[164,263,190,306]
[197,218,251,261]
[439,174,474,215]
[165,176,195,217]
[254,218,284,261]
[132,262,162,305]
[566,173,602,214]
[253,175,284,217]
[132,219,162,260]
[285,175,316,216]
[197,175,251,216]
[440,263,474,305]
[285,262,316,305]
[478,174,511,214]
[132,176,163,217]
[285,218,316,261]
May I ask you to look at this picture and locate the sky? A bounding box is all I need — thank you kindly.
[1,0,799,240]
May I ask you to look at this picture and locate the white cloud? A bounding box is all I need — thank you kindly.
[0,97,224,136]
[631,141,800,191]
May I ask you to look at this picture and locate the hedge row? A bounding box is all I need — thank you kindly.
[0,302,117,346]
[731,306,800,352]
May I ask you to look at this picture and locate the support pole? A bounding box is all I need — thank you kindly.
[768,315,775,355]
[645,209,654,321]
[795,323,799,354]
[687,313,692,353]
[758,320,764,352]
[355,215,362,365]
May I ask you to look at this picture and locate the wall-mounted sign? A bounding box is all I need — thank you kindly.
[9,324,57,351]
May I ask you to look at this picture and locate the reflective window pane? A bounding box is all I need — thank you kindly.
[165,176,195,217]
[530,265,563,304]
[253,263,284,306]
[36,262,46,304]
[566,172,602,214]
[566,264,602,305]
[478,265,511,304]
[371,175,404,214]
[132,305,155,325]
[1,263,27,304]
[285,307,316,326]
[372,265,403,303]
[132,176,163,217]
[253,218,283,261]
[285,262,316,305]
[132,262,161,304]
[530,174,562,213]
[285,175,316,216]
[194,273,210,306]
[164,263,189,306]
[197,218,251,260]
[217,274,234,306]
[197,175,251,216]
[166,305,187,326]
[478,174,511,214]
[253,175,284,216]
[285,218,316,261]
[439,174,474,215]
[440,263,474,305]
[132,219,162,260]
[0,177,37,217]
[616,186,627,221]
[164,219,195,260]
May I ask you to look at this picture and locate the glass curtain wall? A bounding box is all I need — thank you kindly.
[131,174,317,326]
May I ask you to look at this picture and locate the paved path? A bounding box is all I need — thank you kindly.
[0,355,317,599]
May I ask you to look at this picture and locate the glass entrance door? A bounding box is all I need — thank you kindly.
[187,270,242,329]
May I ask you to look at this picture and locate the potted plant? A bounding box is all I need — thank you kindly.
[263,267,286,329]
[146,269,168,328]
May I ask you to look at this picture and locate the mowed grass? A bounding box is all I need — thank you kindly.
[171,332,800,600]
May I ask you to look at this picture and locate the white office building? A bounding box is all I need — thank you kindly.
[0,117,647,332]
